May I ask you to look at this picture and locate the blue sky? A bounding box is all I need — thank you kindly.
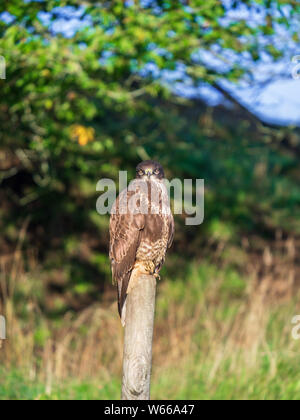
[226,77,300,126]
[167,57,300,126]
[176,77,300,126]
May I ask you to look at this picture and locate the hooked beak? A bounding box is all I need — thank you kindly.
[145,169,152,178]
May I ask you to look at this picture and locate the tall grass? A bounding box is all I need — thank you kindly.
[0,238,300,400]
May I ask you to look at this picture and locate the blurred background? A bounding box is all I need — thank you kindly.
[0,0,300,400]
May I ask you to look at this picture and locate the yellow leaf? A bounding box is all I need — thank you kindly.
[70,125,95,146]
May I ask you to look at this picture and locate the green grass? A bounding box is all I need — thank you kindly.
[1,262,300,400]
[2,352,300,400]
[152,357,300,400]
[0,370,121,400]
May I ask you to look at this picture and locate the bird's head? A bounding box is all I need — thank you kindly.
[136,160,164,181]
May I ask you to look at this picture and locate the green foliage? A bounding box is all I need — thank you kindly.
[1,1,299,252]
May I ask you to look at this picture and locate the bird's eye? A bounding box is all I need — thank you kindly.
[154,168,160,175]
[138,170,144,176]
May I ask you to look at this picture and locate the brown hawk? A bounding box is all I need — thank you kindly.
[109,160,174,325]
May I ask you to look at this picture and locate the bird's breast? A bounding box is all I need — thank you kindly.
[136,215,169,262]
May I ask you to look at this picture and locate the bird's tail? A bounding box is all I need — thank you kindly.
[117,271,131,326]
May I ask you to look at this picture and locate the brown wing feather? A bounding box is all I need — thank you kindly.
[109,190,144,317]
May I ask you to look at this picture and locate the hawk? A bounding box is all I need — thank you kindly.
[109,160,174,325]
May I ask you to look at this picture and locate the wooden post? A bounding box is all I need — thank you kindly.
[122,274,156,400]
[0,315,5,349]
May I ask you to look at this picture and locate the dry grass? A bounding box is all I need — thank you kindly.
[0,235,300,399]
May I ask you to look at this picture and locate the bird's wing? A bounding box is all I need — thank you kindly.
[109,190,145,318]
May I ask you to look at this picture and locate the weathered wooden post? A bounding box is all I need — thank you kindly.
[122,274,156,400]
[0,315,6,349]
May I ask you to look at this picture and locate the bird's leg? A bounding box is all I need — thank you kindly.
[127,261,158,293]
[153,271,161,281]
[153,260,164,281]
[127,261,148,294]
[146,261,161,280]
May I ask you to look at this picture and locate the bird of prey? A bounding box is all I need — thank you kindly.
[109,160,174,325]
